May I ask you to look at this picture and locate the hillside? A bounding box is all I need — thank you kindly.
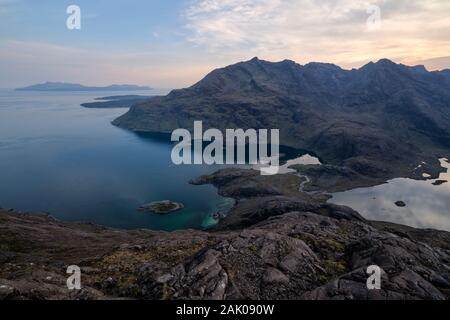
[113,58,450,183]
[17,82,152,92]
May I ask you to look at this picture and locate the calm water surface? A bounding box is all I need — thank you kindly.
[0,89,233,231]
[329,158,450,231]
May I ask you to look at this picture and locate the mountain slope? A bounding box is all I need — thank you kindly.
[113,58,450,181]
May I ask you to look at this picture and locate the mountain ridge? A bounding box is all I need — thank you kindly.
[113,58,450,184]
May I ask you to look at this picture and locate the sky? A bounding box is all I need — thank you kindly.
[0,0,450,89]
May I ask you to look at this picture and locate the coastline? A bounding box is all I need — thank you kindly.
[1,195,449,300]
[2,160,450,300]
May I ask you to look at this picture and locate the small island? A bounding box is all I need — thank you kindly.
[395,201,406,207]
[137,200,184,214]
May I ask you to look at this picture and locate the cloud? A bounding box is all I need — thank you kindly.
[184,0,450,67]
[0,40,217,88]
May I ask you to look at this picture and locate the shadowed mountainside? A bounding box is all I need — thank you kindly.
[113,58,450,184]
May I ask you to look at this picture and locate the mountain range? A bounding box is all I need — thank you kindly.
[113,58,450,183]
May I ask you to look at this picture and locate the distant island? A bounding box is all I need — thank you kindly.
[16,82,152,92]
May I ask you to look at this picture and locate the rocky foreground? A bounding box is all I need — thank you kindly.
[1,169,449,300]
[113,58,450,186]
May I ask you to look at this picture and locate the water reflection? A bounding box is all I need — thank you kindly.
[329,158,450,231]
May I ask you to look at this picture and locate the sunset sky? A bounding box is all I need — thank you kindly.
[1,0,449,88]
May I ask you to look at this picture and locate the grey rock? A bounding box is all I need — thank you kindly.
[1,202,450,300]
[263,268,289,284]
